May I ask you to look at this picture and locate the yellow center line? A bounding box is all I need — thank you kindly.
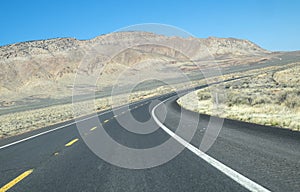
[90,127,97,131]
[0,169,33,192]
[65,138,79,147]
[103,119,109,123]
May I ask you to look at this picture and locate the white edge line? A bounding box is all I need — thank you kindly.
[0,97,155,150]
[151,100,271,192]
[0,111,107,150]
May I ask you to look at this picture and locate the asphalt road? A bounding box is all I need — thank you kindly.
[0,92,300,192]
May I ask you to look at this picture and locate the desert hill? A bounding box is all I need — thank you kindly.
[0,31,290,111]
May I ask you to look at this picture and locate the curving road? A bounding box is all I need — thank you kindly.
[0,91,300,192]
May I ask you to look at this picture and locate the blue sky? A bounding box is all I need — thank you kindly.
[1,0,299,51]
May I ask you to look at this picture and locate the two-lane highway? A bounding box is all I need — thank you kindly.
[0,92,300,192]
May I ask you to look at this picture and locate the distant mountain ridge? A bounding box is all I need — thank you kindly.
[0,32,269,59]
[0,31,279,108]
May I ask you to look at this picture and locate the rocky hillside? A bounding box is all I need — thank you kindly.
[0,31,274,109]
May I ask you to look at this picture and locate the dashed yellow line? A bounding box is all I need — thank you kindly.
[103,119,109,123]
[90,127,97,131]
[0,169,33,192]
[65,138,79,147]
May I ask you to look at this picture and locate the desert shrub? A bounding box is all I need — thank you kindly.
[252,96,271,105]
[197,91,211,100]
[270,120,279,127]
[276,92,287,104]
[284,94,299,108]
[226,92,253,106]
[241,82,249,88]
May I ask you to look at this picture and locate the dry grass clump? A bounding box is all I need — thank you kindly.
[178,63,300,131]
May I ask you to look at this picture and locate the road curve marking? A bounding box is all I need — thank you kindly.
[151,99,271,192]
[90,127,97,131]
[0,169,33,192]
[65,138,79,147]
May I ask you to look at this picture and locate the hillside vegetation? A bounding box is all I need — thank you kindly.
[178,63,300,131]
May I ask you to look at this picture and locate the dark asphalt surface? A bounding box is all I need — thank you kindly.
[0,92,300,192]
